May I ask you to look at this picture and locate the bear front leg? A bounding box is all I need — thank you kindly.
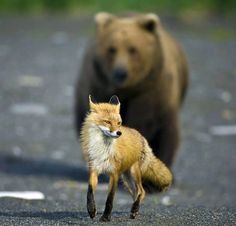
[152,112,180,168]
[74,95,87,137]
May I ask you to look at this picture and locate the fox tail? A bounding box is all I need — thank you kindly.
[140,139,173,191]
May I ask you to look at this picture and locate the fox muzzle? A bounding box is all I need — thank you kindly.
[98,126,122,138]
[106,130,122,138]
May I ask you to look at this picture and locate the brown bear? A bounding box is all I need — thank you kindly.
[75,12,188,169]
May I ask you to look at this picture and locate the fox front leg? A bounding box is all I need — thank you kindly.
[100,174,119,222]
[87,170,98,218]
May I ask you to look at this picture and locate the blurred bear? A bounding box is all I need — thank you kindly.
[75,12,188,168]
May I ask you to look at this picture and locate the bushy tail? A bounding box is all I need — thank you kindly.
[140,139,173,191]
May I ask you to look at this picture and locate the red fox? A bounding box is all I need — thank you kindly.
[80,95,172,221]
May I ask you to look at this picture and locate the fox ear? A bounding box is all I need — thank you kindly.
[109,95,120,113]
[109,95,120,105]
[89,95,97,112]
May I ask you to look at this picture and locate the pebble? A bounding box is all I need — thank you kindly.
[161,196,172,206]
[10,103,49,116]
[18,75,43,87]
[210,125,236,136]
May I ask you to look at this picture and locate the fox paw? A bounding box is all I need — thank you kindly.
[130,211,138,219]
[99,215,111,222]
[87,205,97,218]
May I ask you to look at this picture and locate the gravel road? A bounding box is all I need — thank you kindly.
[0,15,235,225]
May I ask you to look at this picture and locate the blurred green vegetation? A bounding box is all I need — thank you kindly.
[0,0,235,15]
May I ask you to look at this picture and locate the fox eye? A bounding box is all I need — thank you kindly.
[104,120,111,125]
[117,121,121,126]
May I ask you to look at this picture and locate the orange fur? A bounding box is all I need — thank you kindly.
[80,95,172,220]
[81,96,172,187]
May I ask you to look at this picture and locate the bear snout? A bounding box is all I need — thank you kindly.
[112,67,128,85]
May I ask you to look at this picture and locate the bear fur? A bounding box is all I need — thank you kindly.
[75,12,188,168]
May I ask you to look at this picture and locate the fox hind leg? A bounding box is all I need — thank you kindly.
[122,170,137,200]
[130,163,145,219]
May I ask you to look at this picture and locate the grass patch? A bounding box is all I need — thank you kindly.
[0,0,235,15]
[0,0,236,13]
[209,28,236,41]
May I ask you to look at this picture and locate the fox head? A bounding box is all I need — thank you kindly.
[88,95,122,138]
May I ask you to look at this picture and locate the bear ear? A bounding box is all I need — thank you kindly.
[94,12,116,29]
[138,13,160,33]
[109,95,120,105]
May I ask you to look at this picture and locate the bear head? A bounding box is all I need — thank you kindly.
[94,12,163,88]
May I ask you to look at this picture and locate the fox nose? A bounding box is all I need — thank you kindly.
[116,131,122,136]
[113,67,127,84]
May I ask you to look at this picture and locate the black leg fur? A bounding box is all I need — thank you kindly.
[130,194,141,219]
[87,184,96,218]
[99,188,115,222]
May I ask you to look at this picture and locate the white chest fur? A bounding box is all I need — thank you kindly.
[88,126,115,174]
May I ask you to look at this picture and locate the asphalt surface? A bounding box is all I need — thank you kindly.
[0,15,235,225]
